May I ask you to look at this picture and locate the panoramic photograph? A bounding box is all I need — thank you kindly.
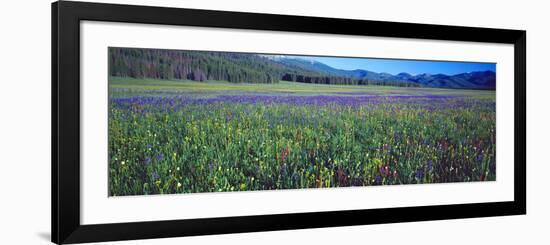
[108,47,496,196]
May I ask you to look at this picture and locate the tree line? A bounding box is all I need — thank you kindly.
[109,47,419,87]
[109,48,285,83]
[281,73,420,87]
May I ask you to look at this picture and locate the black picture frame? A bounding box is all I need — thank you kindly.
[52,1,526,244]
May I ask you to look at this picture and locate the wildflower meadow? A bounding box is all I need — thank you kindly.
[108,77,496,196]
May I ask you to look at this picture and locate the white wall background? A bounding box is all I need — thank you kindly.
[0,0,547,244]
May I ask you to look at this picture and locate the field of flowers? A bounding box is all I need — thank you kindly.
[108,77,496,196]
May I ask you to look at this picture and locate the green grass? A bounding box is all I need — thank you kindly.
[109,76,496,98]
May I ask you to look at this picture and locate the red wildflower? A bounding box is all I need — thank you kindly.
[280,146,289,162]
[380,165,389,177]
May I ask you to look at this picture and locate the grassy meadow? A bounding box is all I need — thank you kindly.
[108,77,496,196]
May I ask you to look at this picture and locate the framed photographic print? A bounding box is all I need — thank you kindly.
[52,1,526,244]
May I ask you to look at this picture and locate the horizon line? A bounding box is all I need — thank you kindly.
[267,55,496,76]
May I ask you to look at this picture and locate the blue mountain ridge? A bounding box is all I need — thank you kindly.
[271,57,496,89]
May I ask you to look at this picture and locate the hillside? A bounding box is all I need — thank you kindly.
[272,57,496,89]
[109,48,495,89]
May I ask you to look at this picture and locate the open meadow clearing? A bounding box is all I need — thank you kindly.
[108,77,496,196]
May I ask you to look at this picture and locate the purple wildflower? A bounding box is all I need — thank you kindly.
[144,157,152,166]
[374,175,382,185]
[325,160,333,170]
[415,169,424,180]
[155,153,164,161]
[477,154,484,162]
[151,171,160,180]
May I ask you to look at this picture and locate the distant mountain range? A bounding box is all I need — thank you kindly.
[109,48,495,90]
[269,56,496,89]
